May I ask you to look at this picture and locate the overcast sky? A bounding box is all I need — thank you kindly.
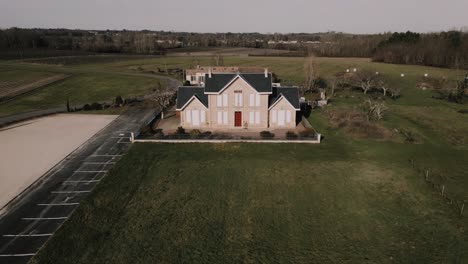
[1,0,467,34]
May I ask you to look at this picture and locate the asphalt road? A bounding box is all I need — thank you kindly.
[0,107,158,264]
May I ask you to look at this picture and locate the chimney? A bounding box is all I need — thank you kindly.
[264,68,268,78]
[208,67,212,78]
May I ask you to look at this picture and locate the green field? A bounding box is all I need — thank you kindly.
[31,142,467,264]
[1,54,467,263]
[0,63,164,116]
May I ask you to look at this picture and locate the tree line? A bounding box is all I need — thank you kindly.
[372,31,468,69]
[0,28,467,69]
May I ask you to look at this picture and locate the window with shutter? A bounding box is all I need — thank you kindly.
[249,112,254,124]
[217,111,222,124]
[223,111,228,124]
[249,94,254,107]
[255,111,260,124]
[217,95,222,107]
[201,111,206,123]
[286,110,291,123]
[255,94,260,106]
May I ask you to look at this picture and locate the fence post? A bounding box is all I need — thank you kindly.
[461,200,466,216]
[130,132,134,143]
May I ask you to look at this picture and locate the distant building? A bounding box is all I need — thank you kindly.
[185,66,265,86]
[177,67,300,129]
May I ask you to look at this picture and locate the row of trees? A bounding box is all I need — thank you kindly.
[372,31,468,69]
[1,28,467,69]
[302,56,400,99]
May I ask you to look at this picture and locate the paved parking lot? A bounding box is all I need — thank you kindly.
[0,114,117,210]
[0,109,157,264]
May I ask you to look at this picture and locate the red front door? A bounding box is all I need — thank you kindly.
[234,111,242,127]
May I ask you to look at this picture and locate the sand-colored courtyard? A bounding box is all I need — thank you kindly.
[0,114,117,210]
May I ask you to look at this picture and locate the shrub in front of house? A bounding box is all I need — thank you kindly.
[176,126,186,135]
[260,131,275,139]
[286,131,298,139]
[200,131,212,138]
[190,129,202,139]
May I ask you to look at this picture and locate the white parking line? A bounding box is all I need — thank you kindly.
[83,162,115,164]
[63,180,101,183]
[37,203,79,206]
[3,234,52,237]
[22,217,67,220]
[51,191,91,194]
[0,253,36,257]
[74,170,108,173]
[90,154,122,157]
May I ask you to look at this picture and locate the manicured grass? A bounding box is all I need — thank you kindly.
[31,143,467,264]
[0,72,160,117]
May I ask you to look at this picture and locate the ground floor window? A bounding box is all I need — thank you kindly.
[185,109,205,126]
[271,110,291,126]
[217,111,228,125]
[249,111,260,125]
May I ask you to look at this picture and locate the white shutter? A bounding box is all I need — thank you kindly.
[217,111,222,124]
[286,110,291,123]
[186,110,191,123]
[255,94,260,106]
[249,112,254,124]
[192,110,200,126]
[239,94,243,106]
[223,94,228,107]
[249,94,254,107]
[201,111,206,123]
[272,110,277,123]
[223,111,228,124]
[234,94,238,106]
[217,95,222,107]
[278,110,285,126]
[255,111,260,124]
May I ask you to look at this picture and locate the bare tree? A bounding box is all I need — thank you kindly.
[361,99,388,121]
[377,79,388,96]
[212,53,224,66]
[388,87,401,100]
[145,91,175,119]
[303,54,316,95]
[349,70,381,94]
[327,73,345,97]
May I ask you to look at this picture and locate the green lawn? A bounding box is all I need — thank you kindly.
[31,142,467,264]
[0,72,160,116]
[13,54,466,263]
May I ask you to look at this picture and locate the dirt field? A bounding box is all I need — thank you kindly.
[0,114,117,209]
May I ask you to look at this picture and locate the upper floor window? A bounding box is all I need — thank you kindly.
[199,76,205,83]
[190,76,196,82]
[217,94,228,107]
[249,93,261,107]
[234,91,243,107]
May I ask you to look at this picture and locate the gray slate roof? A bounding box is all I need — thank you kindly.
[204,73,272,93]
[176,87,208,109]
[177,77,300,111]
[269,87,301,109]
